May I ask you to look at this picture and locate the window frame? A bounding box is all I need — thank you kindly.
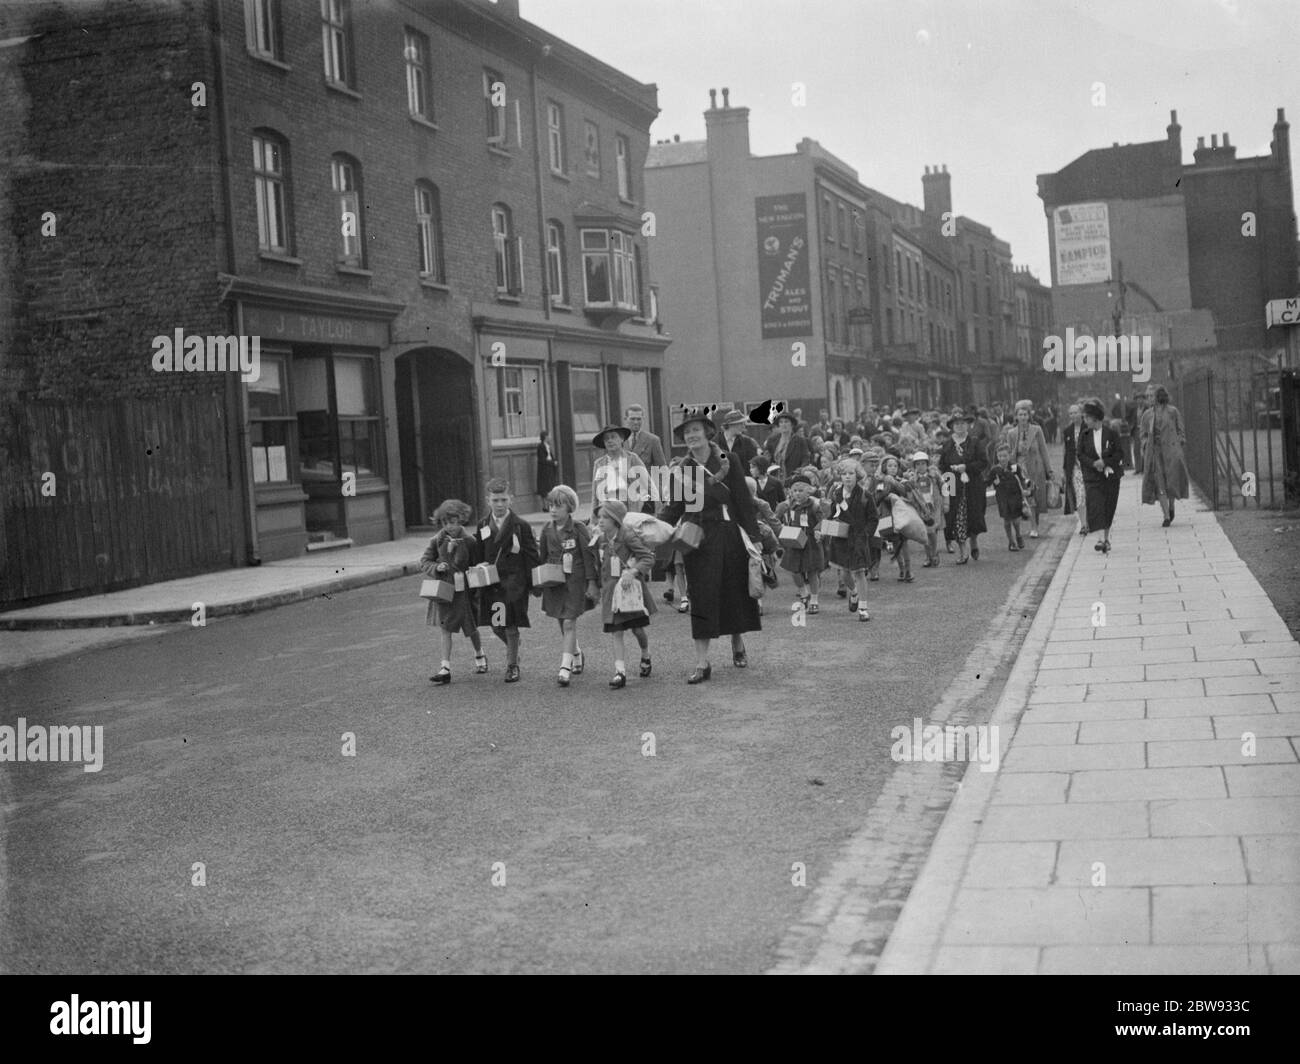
[331,154,363,267]
[415,182,445,283]
[252,131,289,254]
[546,220,567,304]
[547,100,566,174]
[492,204,523,296]
[484,68,507,144]
[320,0,353,88]
[404,28,431,120]
[583,120,600,177]
[248,349,295,485]
[580,227,638,311]
[615,134,631,200]
[246,0,282,61]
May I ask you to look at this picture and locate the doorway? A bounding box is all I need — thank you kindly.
[395,347,477,528]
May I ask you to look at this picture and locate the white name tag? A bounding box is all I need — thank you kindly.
[610,556,622,577]
[480,525,491,540]
[799,514,807,527]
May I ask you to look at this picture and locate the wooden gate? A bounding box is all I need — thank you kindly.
[1,394,241,607]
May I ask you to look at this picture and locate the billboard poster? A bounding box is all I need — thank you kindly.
[1053,202,1111,285]
[756,194,813,338]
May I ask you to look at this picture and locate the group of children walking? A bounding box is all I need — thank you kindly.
[422,447,1040,686]
[420,477,657,689]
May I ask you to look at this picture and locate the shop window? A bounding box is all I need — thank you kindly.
[293,353,383,483]
[249,352,293,483]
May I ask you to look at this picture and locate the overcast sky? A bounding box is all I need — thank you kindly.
[521,0,1299,283]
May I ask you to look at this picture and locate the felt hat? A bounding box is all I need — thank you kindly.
[591,424,631,449]
[848,446,864,457]
[672,407,719,443]
[788,472,814,487]
[774,410,799,429]
[599,498,628,524]
[721,409,750,428]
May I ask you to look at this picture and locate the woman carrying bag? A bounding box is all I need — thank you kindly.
[659,407,762,684]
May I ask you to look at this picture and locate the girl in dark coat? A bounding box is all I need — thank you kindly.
[824,459,878,621]
[1078,399,1124,553]
[939,414,988,563]
[422,499,486,684]
[659,408,762,683]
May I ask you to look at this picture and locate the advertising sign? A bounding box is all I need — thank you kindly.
[1053,202,1111,286]
[756,194,813,338]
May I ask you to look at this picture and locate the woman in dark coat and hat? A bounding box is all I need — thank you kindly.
[764,410,811,478]
[939,412,988,563]
[1078,398,1124,552]
[659,406,762,684]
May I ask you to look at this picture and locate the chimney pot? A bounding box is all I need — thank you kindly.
[1197,136,1205,149]
[1211,134,1218,148]
[708,88,717,109]
[674,134,680,143]
[1170,109,1178,124]
[1279,107,1287,123]
[721,87,730,108]
[1223,132,1230,146]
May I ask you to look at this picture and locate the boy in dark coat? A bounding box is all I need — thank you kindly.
[475,477,540,683]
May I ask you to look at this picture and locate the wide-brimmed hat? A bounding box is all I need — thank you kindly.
[672,407,718,442]
[591,424,631,449]
[721,409,749,428]
[947,412,974,425]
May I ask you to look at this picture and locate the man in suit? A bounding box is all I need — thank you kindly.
[721,409,760,470]
[623,403,665,513]
[751,459,786,510]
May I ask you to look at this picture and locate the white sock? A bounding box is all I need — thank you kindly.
[440,659,450,669]
[561,652,573,669]
[614,659,626,675]
[810,593,820,605]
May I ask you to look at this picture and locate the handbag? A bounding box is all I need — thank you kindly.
[669,518,705,554]
[1046,479,1062,510]
[738,526,765,600]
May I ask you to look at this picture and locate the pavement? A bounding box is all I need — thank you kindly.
[871,472,1300,975]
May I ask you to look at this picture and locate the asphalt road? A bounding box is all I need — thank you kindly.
[1,510,1068,974]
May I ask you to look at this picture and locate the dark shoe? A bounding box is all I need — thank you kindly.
[807,603,819,614]
[1008,541,1019,551]
[897,572,907,582]
[836,586,848,598]
[1094,541,1107,551]
[970,545,980,560]
[571,650,584,675]
[430,667,451,685]
[733,649,747,668]
[1101,541,1112,554]
[639,657,652,678]
[663,588,675,603]
[903,571,914,582]
[848,593,859,611]
[1161,516,1172,527]
[609,672,627,689]
[956,555,969,565]
[504,664,521,683]
[687,664,712,684]
[474,653,488,674]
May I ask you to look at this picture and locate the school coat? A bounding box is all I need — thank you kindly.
[473,510,539,629]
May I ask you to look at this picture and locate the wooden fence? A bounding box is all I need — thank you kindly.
[1,394,241,606]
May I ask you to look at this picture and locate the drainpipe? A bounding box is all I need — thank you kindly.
[209,0,259,564]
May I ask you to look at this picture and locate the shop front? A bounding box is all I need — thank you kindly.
[235,290,402,560]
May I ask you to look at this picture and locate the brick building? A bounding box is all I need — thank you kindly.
[644,92,875,424]
[1036,108,1297,358]
[0,0,667,605]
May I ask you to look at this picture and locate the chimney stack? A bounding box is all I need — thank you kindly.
[921,163,952,219]
[704,90,749,160]
[721,87,730,108]
[1273,107,1290,169]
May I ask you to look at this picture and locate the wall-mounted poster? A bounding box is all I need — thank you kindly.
[1053,202,1111,286]
[756,194,813,338]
